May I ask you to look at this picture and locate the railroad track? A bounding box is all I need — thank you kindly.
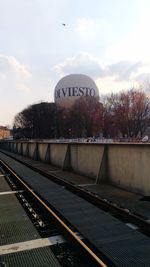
[1,150,150,237]
[1,150,150,266]
[0,157,108,267]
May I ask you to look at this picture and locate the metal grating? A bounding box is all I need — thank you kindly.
[0,193,40,245]
[1,246,61,267]
[1,152,150,266]
[0,175,11,192]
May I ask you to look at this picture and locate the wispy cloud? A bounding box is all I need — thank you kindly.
[54,52,147,81]
[54,53,150,94]
[54,53,105,78]
[0,54,31,92]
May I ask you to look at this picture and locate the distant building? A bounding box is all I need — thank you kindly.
[0,126,11,139]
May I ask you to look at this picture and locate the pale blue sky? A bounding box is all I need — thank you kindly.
[0,0,150,125]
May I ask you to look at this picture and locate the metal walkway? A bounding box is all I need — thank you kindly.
[1,152,150,266]
[0,166,61,267]
[2,149,150,220]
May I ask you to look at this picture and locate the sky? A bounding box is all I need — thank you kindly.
[1,0,150,126]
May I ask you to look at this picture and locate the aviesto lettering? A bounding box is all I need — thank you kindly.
[55,87,96,99]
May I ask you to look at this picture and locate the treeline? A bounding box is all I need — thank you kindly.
[13,89,150,139]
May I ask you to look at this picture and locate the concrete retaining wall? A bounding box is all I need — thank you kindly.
[108,145,150,195]
[70,144,104,179]
[50,144,68,167]
[22,143,28,156]
[38,143,50,162]
[28,143,37,159]
[0,141,150,195]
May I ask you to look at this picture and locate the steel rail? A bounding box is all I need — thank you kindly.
[1,149,150,235]
[16,158,150,233]
[0,158,107,267]
[1,151,150,236]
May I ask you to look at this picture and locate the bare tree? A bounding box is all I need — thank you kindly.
[70,96,103,137]
[104,89,150,138]
[13,102,57,139]
[13,89,150,140]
